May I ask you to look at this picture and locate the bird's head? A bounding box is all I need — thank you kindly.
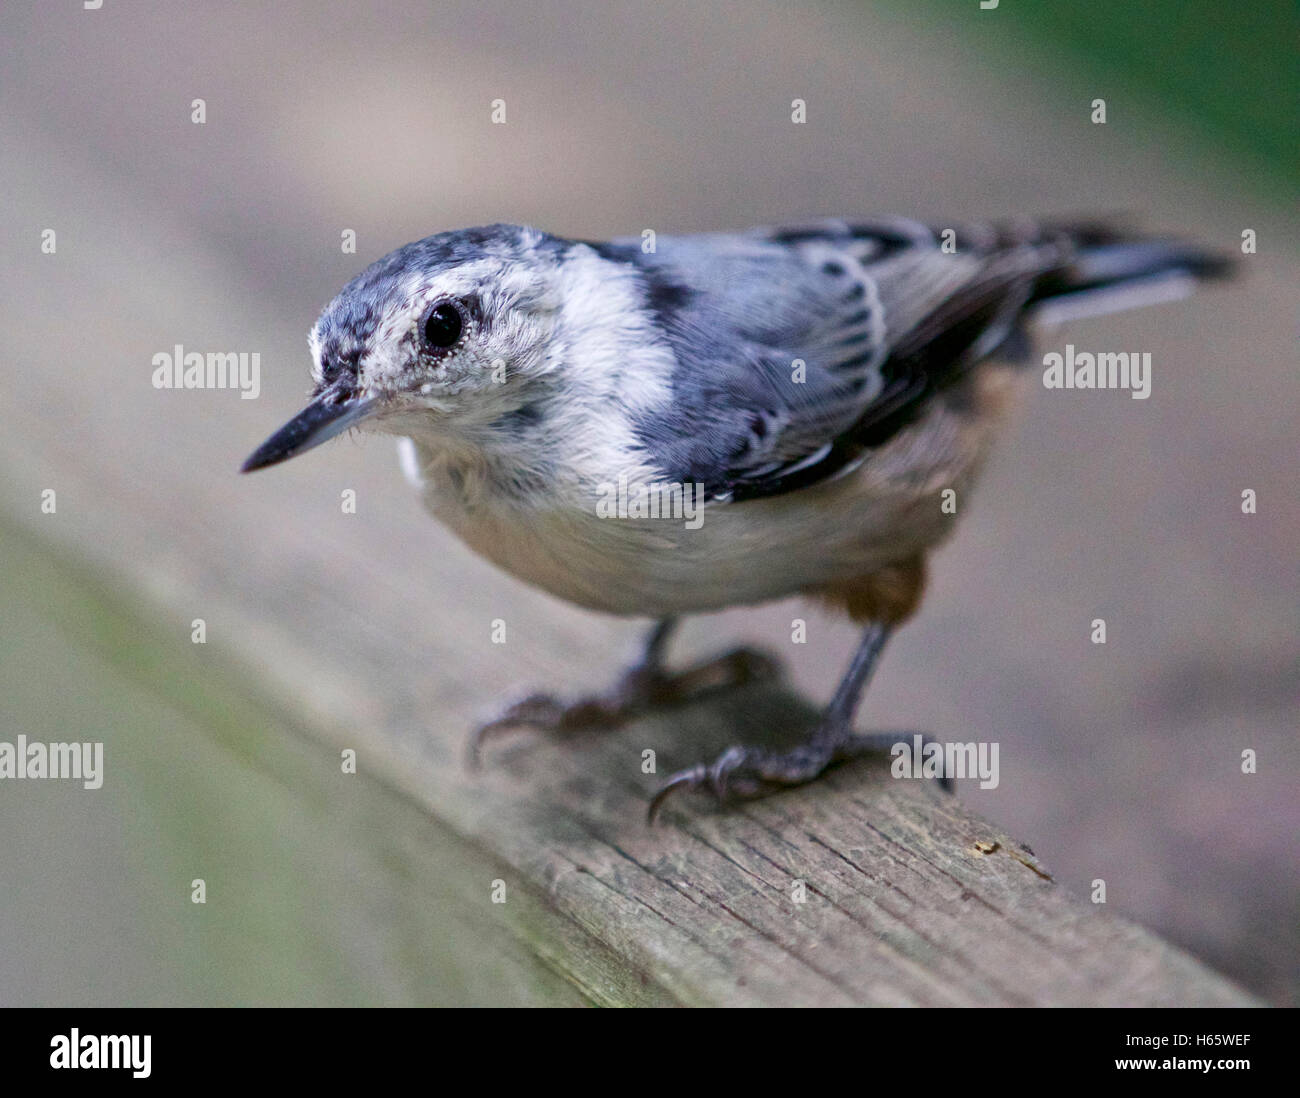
[241,224,564,472]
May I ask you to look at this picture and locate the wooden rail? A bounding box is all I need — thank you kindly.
[0,509,1257,1005]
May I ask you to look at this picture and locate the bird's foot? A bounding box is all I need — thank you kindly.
[648,726,952,822]
[469,646,782,765]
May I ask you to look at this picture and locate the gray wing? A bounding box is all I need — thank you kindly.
[597,218,1066,501]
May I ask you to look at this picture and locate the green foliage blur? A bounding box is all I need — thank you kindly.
[929,0,1297,196]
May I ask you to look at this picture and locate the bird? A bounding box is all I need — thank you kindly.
[241,216,1233,820]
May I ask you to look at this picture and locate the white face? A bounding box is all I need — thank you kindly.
[243,229,679,487]
[308,252,562,432]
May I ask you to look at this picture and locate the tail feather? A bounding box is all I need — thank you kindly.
[1027,222,1236,324]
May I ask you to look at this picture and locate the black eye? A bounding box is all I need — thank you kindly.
[422,302,463,349]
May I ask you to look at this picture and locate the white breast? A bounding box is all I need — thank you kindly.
[395,397,993,618]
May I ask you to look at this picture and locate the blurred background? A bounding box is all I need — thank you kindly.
[0,1,1295,1005]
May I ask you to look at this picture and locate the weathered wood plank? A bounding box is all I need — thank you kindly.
[0,517,675,1006]
[0,504,1257,1006]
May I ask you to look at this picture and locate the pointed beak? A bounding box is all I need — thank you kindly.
[240,390,377,473]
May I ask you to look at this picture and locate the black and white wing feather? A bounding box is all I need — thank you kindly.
[597,219,1053,500]
[594,217,1227,501]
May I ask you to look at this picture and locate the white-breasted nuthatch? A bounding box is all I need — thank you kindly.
[242,218,1233,819]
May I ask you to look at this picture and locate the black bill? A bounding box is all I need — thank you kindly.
[240,392,376,473]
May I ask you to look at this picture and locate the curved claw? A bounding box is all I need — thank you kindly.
[471,646,785,774]
[647,747,765,823]
[467,693,567,767]
[646,764,709,824]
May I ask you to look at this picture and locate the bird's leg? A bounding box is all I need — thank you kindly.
[649,622,950,821]
[470,618,781,763]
